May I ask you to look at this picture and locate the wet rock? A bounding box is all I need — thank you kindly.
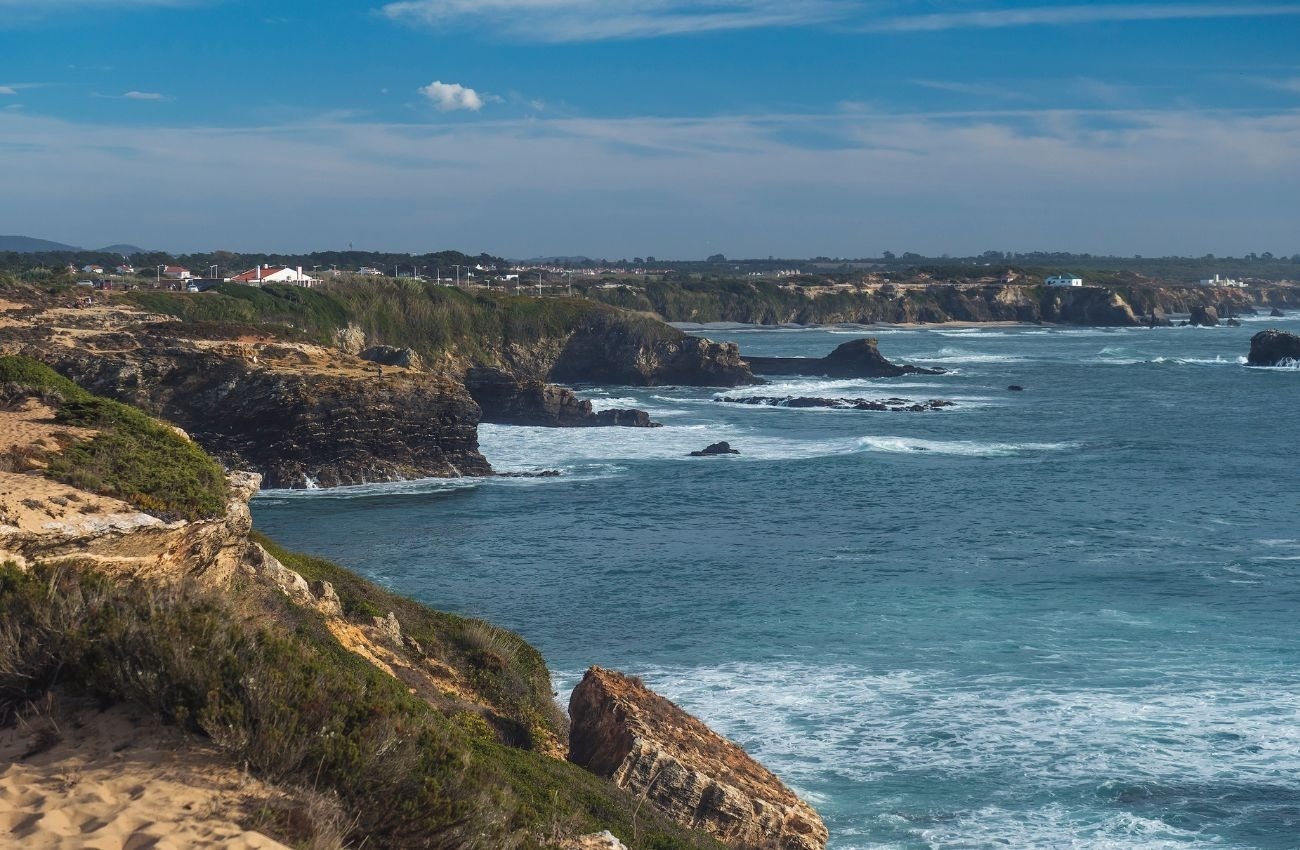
[1247,329,1300,367]
[1008,385,1024,392]
[689,441,740,456]
[717,396,953,411]
[465,367,659,428]
[1270,307,1286,318]
[1189,305,1220,327]
[746,338,943,378]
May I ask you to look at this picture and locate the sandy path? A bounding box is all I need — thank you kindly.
[0,704,290,850]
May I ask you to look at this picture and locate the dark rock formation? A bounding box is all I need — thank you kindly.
[718,396,952,412]
[550,315,760,387]
[1271,307,1286,318]
[359,344,422,370]
[1189,305,1220,327]
[568,667,828,850]
[465,367,659,428]
[31,339,490,488]
[689,441,740,456]
[746,338,943,378]
[1008,385,1024,392]
[1247,329,1300,367]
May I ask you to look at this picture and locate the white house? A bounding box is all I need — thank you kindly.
[1046,274,1084,287]
[81,264,104,274]
[227,265,320,287]
[1199,274,1244,288]
[162,265,195,281]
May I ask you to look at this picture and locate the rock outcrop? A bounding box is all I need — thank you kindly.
[1271,307,1286,318]
[464,367,658,428]
[568,667,828,850]
[1189,305,1220,327]
[746,338,943,378]
[1247,329,1300,367]
[360,344,423,371]
[718,395,953,412]
[551,315,759,387]
[689,441,740,456]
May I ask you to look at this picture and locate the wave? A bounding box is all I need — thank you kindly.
[922,347,1027,364]
[255,476,482,503]
[857,435,1077,457]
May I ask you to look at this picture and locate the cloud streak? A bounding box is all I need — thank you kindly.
[382,0,848,41]
[864,3,1300,33]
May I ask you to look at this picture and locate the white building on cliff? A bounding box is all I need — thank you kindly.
[1046,274,1084,287]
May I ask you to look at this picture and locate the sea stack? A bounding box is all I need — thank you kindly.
[568,667,828,850]
[1247,329,1300,367]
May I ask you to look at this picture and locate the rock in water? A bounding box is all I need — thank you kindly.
[746,338,942,378]
[1008,385,1024,392]
[1189,305,1220,327]
[568,667,828,850]
[689,441,740,456]
[1270,307,1286,318]
[1247,329,1300,367]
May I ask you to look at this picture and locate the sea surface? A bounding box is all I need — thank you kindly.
[254,314,1300,849]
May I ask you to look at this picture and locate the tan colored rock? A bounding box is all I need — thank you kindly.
[557,830,628,850]
[568,667,827,850]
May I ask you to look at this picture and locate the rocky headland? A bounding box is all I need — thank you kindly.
[1247,329,1300,367]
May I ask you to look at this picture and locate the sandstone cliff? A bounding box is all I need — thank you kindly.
[569,667,828,850]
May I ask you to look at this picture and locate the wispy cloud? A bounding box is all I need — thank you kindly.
[0,87,16,96]
[865,3,1300,33]
[912,80,1029,101]
[93,90,171,100]
[382,0,849,42]
[420,80,485,112]
[2,104,1297,256]
[1254,76,1300,94]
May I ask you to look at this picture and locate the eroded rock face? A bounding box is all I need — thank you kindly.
[747,338,942,379]
[1189,305,1220,327]
[1247,329,1300,366]
[551,316,759,387]
[568,667,828,850]
[464,367,658,428]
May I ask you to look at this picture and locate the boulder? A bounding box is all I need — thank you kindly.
[568,667,827,850]
[360,345,422,370]
[1247,329,1300,367]
[689,441,740,456]
[1270,307,1286,318]
[1189,305,1220,327]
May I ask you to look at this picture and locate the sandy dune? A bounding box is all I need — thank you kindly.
[0,703,290,850]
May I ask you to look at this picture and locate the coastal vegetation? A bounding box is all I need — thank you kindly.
[0,356,227,521]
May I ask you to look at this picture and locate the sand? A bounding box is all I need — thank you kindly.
[0,703,290,850]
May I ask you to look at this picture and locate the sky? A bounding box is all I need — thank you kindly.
[1,1,1298,259]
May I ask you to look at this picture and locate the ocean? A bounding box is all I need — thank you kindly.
[253,314,1300,849]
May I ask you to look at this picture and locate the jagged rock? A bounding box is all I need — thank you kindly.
[360,345,423,370]
[559,832,628,850]
[1189,305,1220,327]
[717,395,952,412]
[689,441,740,456]
[1271,307,1286,318]
[569,667,827,850]
[746,338,943,378]
[1247,329,1300,367]
[464,367,658,428]
[310,579,343,617]
[335,324,366,355]
[374,612,403,646]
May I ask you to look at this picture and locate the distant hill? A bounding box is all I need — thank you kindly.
[98,244,148,255]
[0,235,82,253]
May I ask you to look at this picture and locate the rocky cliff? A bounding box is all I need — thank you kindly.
[465,367,658,427]
[569,667,828,850]
[1247,329,1300,367]
[746,338,943,378]
[551,315,760,387]
[30,336,490,489]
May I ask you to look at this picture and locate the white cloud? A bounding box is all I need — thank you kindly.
[122,90,167,100]
[1255,77,1300,94]
[383,0,848,42]
[865,3,1300,33]
[0,87,15,95]
[420,80,485,112]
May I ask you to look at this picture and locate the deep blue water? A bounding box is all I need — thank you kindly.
[254,315,1300,849]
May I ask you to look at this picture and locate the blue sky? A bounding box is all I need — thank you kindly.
[2,1,1298,258]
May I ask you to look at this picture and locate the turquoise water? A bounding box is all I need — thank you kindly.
[254,315,1300,849]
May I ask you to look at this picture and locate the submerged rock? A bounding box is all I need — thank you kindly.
[689,441,740,456]
[746,338,943,378]
[1008,385,1024,392]
[1247,329,1300,367]
[568,667,828,850]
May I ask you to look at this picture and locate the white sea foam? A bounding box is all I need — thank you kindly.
[922,347,1027,364]
[858,436,1077,457]
[255,476,482,502]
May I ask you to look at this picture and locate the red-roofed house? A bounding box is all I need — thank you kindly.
[162,265,194,281]
[227,265,320,287]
